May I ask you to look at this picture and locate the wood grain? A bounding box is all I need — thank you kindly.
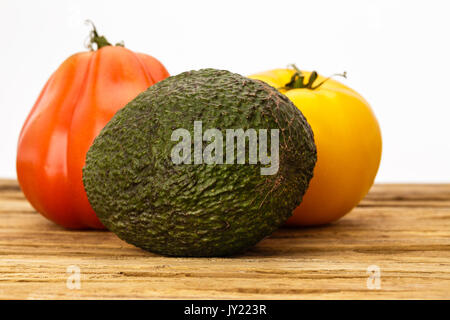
[0,179,449,299]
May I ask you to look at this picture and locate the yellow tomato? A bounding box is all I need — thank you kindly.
[249,67,382,226]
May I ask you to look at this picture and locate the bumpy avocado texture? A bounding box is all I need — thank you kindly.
[83,69,316,257]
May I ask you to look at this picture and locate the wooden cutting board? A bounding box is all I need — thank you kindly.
[0,179,449,299]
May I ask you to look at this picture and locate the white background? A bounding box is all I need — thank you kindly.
[0,0,449,182]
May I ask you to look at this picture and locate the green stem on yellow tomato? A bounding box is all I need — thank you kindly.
[283,64,347,90]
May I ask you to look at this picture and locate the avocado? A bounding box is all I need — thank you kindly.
[83,69,316,257]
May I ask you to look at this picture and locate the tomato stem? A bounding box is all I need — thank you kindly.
[283,64,347,90]
[85,20,124,51]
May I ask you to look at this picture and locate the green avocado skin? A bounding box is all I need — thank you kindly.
[83,69,316,257]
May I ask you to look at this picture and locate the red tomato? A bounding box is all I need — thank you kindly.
[16,24,169,229]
